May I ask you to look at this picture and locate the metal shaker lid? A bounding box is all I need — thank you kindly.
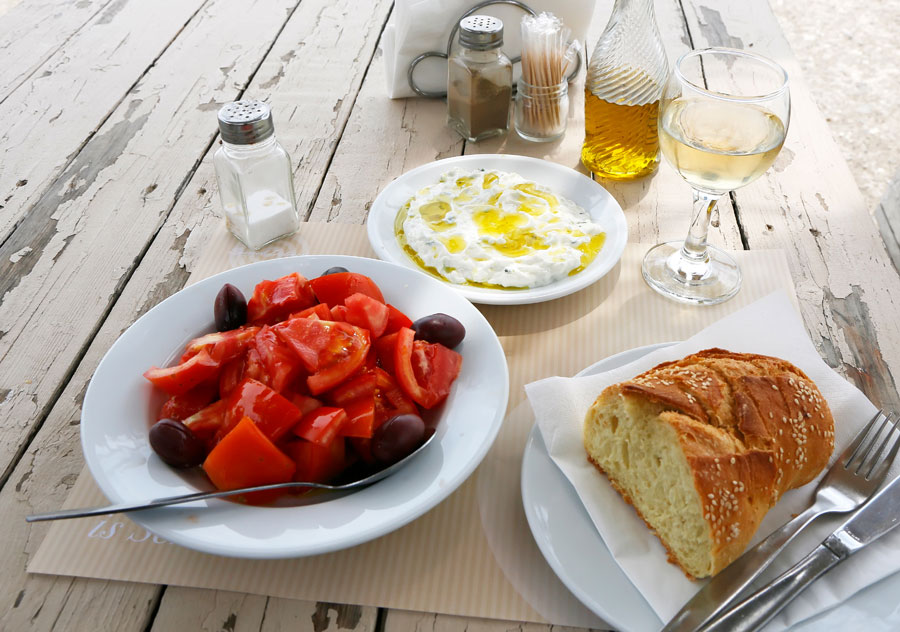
[458,15,503,50]
[217,100,275,145]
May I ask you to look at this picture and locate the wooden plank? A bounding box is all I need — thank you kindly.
[306,47,463,224]
[150,589,379,632]
[679,0,900,410]
[383,609,609,632]
[0,0,113,100]
[0,0,392,627]
[259,600,377,632]
[873,170,900,275]
[0,0,205,243]
[0,0,304,624]
[149,589,268,631]
[0,0,304,486]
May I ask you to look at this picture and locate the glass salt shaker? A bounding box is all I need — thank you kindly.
[447,15,513,142]
[213,100,300,250]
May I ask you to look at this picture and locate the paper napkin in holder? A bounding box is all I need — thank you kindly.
[524,291,900,630]
[383,0,596,99]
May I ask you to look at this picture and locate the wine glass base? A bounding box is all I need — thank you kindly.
[642,241,741,305]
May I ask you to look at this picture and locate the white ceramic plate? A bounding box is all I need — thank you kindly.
[366,154,627,305]
[520,343,900,631]
[82,255,509,558]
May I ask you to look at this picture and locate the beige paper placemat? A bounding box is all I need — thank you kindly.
[29,223,799,627]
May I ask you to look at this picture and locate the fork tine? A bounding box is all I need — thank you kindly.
[864,412,900,480]
[843,410,887,468]
[850,411,893,474]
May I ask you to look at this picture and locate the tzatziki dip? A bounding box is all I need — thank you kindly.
[395,168,606,289]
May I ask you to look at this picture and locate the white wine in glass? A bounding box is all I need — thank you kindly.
[643,49,790,304]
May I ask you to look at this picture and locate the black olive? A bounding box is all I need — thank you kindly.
[371,414,426,465]
[214,283,247,331]
[149,419,206,468]
[412,313,466,349]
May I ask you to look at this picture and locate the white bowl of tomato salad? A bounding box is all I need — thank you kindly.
[81,255,509,558]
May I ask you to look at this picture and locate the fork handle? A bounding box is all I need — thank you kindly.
[699,544,841,632]
[662,503,825,631]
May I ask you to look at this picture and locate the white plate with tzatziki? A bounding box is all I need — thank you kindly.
[367,155,627,305]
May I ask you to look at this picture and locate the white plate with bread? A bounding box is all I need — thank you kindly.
[521,343,900,631]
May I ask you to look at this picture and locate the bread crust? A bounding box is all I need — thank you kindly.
[584,348,835,578]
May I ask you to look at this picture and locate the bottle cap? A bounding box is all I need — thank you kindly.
[217,100,275,145]
[458,15,503,51]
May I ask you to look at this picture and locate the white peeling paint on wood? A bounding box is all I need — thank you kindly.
[0,0,112,100]
[0,0,206,243]
[0,0,299,491]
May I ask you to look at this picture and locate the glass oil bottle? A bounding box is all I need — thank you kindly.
[581,0,669,179]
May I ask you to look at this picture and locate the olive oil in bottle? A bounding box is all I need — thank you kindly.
[582,88,660,179]
[581,0,668,180]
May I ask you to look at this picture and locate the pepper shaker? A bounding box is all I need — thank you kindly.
[213,100,300,250]
[447,15,513,142]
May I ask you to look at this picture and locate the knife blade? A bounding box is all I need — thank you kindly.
[699,471,900,632]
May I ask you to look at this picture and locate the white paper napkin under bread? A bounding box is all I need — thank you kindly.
[524,291,900,630]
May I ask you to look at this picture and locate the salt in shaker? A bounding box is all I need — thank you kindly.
[447,15,513,142]
[213,100,300,250]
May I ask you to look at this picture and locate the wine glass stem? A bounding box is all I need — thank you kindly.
[674,188,722,279]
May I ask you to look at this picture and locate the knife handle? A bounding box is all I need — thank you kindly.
[699,544,841,632]
[663,503,823,631]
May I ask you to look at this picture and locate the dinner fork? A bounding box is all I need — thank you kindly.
[664,409,900,632]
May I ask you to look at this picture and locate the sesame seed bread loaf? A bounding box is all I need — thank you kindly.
[583,348,835,579]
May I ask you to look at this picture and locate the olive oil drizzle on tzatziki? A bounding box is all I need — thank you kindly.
[395,168,606,290]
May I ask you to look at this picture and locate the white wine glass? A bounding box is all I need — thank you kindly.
[642,48,790,304]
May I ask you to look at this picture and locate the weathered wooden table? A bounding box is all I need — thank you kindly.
[2,0,898,630]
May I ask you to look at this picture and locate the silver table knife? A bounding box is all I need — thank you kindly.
[700,472,900,632]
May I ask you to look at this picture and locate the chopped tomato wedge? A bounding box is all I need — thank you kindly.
[253,326,304,393]
[309,272,385,306]
[325,372,378,438]
[344,293,390,337]
[341,397,376,438]
[374,368,418,424]
[219,378,304,443]
[290,393,323,416]
[157,382,218,421]
[182,399,228,448]
[180,327,259,364]
[362,345,377,372]
[285,438,346,484]
[330,305,349,322]
[292,303,332,321]
[275,318,371,395]
[218,354,245,399]
[384,304,413,335]
[293,406,348,446]
[144,349,220,396]
[203,416,295,504]
[243,346,266,381]
[411,338,462,407]
[375,332,398,374]
[247,273,317,325]
[328,371,377,406]
[393,327,462,408]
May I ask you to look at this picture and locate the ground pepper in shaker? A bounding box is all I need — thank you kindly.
[447,15,513,142]
[213,100,300,250]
